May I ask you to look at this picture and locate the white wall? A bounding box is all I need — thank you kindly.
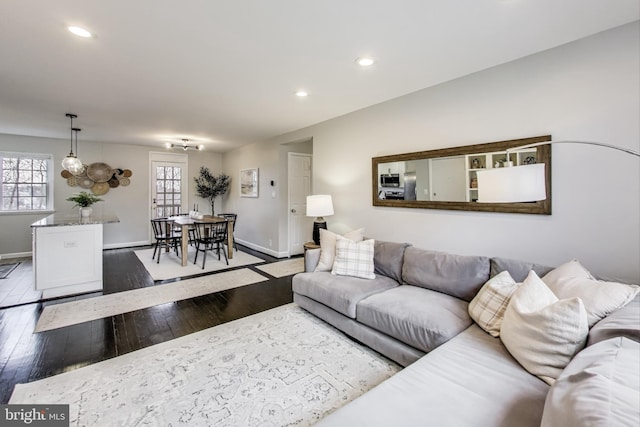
[0,134,222,256]
[228,22,640,282]
[222,137,312,257]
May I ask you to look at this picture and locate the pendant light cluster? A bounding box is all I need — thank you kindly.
[61,113,86,175]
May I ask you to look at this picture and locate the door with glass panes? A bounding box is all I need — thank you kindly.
[151,162,187,219]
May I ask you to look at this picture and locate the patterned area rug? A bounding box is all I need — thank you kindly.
[35,269,268,333]
[256,258,305,278]
[12,304,401,426]
[134,247,265,281]
[0,262,20,279]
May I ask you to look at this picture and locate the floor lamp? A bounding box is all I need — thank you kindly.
[476,140,639,203]
[306,195,334,245]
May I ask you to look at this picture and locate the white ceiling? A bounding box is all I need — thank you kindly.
[0,1,638,153]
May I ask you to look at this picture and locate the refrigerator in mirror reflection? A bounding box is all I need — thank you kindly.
[404,172,416,200]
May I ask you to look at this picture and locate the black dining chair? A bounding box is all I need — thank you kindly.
[150,218,181,263]
[175,213,196,246]
[192,220,228,269]
[219,213,238,252]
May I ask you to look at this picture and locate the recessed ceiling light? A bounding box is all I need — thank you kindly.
[356,57,375,67]
[295,90,309,97]
[68,26,92,38]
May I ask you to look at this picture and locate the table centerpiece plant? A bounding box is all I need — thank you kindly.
[67,191,103,217]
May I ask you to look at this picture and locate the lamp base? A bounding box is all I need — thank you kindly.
[312,218,327,245]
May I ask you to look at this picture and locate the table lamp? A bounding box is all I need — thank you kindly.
[306,195,334,245]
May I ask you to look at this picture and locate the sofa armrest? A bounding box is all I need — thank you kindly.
[305,248,321,272]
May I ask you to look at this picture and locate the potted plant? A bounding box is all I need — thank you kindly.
[194,167,230,215]
[67,191,103,217]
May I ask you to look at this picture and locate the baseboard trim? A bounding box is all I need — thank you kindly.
[0,251,32,260]
[235,238,289,258]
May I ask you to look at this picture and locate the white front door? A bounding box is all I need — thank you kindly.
[150,152,188,220]
[288,153,312,255]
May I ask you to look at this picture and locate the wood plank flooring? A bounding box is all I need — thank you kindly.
[0,245,294,404]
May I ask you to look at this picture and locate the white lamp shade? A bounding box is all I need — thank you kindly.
[306,195,334,217]
[477,164,546,203]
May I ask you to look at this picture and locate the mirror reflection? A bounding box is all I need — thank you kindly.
[372,135,551,214]
[377,149,538,202]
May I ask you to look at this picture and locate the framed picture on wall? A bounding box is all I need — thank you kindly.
[240,168,259,197]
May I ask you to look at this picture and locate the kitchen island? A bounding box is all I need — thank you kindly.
[31,212,120,298]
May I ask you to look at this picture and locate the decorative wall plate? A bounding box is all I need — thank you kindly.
[87,162,113,183]
[78,176,94,189]
[91,182,110,195]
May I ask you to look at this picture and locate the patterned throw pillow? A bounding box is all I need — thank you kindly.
[468,271,520,337]
[315,228,365,272]
[331,236,375,280]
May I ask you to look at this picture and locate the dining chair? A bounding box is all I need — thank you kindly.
[175,213,196,246]
[150,218,181,263]
[219,213,238,252]
[192,220,228,269]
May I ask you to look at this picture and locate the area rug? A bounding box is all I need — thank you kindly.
[134,247,265,280]
[35,269,268,333]
[12,304,401,426]
[256,258,305,278]
[0,262,20,279]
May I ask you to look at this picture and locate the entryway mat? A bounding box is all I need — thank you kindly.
[0,262,20,279]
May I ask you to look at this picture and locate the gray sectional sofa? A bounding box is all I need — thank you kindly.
[292,241,640,426]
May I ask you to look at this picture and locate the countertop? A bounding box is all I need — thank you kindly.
[31,211,120,228]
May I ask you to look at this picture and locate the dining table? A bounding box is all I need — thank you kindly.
[169,215,235,266]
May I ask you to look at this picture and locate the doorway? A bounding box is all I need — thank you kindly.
[288,153,312,255]
[149,152,188,223]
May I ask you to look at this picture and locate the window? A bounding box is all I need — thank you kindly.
[1,152,53,212]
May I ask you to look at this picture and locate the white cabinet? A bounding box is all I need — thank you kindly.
[33,224,103,298]
[31,212,119,298]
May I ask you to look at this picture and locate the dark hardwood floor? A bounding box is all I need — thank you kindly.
[0,245,295,404]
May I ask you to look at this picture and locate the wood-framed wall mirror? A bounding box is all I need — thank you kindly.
[372,135,552,215]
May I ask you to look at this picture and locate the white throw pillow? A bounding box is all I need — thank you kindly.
[543,259,640,327]
[468,271,520,337]
[331,236,375,280]
[500,270,588,386]
[315,228,365,272]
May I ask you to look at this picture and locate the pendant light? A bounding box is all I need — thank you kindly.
[61,113,85,175]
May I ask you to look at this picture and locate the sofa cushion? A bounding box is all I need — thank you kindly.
[356,285,472,353]
[542,259,640,327]
[401,247,490,302]
[588,294,640,346]
[292,272,398,318]
[373,240,410,282]
[315,324,549,427]
[468,270,519,337]
[541,336,640,427]
[490,256,553,282]
[331,237,375,279]
[500,271,588,385]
